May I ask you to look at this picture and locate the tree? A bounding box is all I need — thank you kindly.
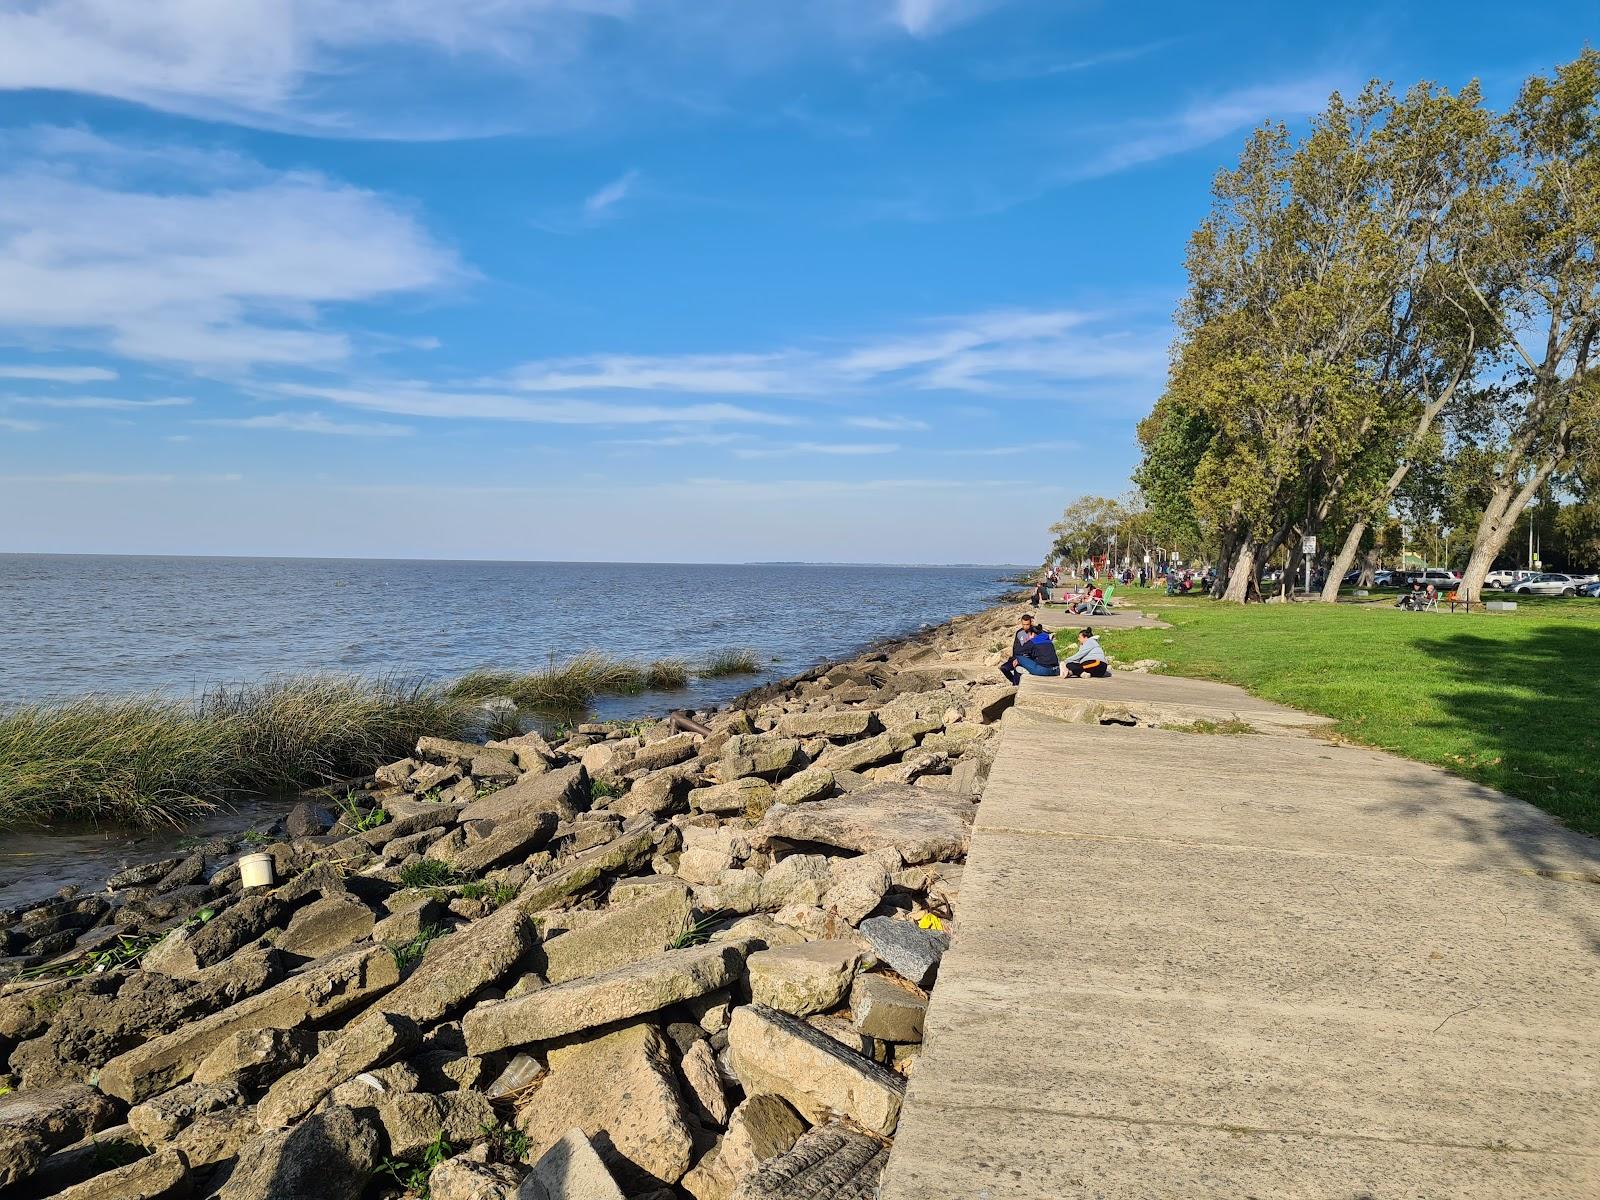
[1316,81,1506,599]
[1458,51,1600,598]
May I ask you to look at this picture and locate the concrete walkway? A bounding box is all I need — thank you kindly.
[880,675,1600,1199]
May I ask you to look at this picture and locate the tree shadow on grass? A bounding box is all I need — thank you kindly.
[1382,620,1600,957]
[1409,621,1600,838]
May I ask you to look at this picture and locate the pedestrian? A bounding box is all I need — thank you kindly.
[1061,627,1111,678]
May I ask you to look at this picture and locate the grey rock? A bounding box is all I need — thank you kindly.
[220,1105,383,1200]
[858,916,948,987]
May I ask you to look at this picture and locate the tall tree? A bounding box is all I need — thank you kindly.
[1458,51,1600,597]
[1316,82,1505,599]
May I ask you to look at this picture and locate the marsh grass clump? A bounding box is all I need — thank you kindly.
[388,923,450,972]
[645,659,690,690]
[447,652,647,710]
[0,674,475,829]
[698,648,762,678]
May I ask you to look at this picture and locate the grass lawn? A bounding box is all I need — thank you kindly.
[1066,588,1600,837]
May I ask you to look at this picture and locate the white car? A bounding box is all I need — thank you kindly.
[1513,573,1582,596]
[1483,569,1532,589]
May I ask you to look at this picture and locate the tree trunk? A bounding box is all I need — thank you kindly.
[1459,460,1559,599]
[1319,520,1367,601]
[1220,538,1258,603]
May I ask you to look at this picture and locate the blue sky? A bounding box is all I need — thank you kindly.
[0,1,1590,564]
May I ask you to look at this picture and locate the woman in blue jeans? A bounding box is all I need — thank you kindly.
[1001,625,1060,684]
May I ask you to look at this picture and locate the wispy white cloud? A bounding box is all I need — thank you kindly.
[734,441,898,458]
[10,395,192,410]
[0,417,44,432]
[1076,78,1338,178]
[275,382,798,427]
[845,415,929,431]
[583,169,640,219]
[0,2,996,137]
[200,411,413,437]
[0,363,117,383]
[0,134,459,369]
[499,308,1164,402]
[507,353,791,395]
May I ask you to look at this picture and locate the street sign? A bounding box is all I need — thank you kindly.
[1302,535,1317,554]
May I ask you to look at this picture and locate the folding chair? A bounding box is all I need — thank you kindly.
[1420,592,1439,612]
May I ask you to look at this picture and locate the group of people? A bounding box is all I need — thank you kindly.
[999,613,1111,685]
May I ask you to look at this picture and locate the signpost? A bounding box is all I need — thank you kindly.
[1301,534,1317,595]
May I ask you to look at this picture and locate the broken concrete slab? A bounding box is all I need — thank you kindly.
[746,942,861,1017]
[464,942,748,1054]
[517,1025,694,1192]
[727,1005,904,1135]
[539,880,694,985]
[753,784,973,865]
[98,945,399,1103]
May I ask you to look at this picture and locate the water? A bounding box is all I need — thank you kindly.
[0,555,1014,905]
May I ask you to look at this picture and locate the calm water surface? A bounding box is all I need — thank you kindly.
[0,556,1014,905]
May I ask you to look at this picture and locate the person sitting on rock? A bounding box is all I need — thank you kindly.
[1062,627,1111,677]
[1001,614,1057,684]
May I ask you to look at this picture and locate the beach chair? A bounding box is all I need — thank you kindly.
[1419,591,1439,613]
[1089,585,1113,616]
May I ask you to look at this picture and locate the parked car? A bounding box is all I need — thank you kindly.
[1373,570,1398,587]
[1581,580,1600,598]
[1483,569,1534,589]
[1513,572,1582,596]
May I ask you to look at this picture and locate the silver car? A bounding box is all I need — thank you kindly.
[1513,573,1581,596]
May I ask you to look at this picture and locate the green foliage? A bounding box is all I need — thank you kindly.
[1159,717,1256,736]
[455,880,516,907]
[480,1121,531,1163]
[376,1129,454,1196]
[589,775,624,802]
[699,649,761,678]
[397,861,463,889]
[669,911,725,949]
[388,924,450,972]
[338,793,388,831]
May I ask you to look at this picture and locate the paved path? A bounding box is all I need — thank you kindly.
[880,675,1600,1199]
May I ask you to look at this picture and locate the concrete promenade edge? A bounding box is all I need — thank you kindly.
[879,672,1600,1199]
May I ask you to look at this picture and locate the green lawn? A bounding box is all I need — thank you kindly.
[1061,589,1600,837]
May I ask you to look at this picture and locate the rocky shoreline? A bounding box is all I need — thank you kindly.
[0,601,1025,1200]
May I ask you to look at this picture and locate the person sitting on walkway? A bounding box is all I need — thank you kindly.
[1072,585,1103,615]
[1001,614,1058,684]
[1062,627,1111,677]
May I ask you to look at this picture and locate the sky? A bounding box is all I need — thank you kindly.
[0,1,1591,564]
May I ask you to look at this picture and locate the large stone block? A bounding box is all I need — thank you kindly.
[257,1011,419,1128]
[219,1106,382,1200]
[0,1084,117,1189]
[727,1121,888,1200]
[517,1025,693,1192]
[98,945,399,1103]
[274,895,376,959]
[463,765,589,824]
[465,942,747,1054]
[518,1127,627,1200]
[746,942,861,1016]
[539,880,694,985]
[753,783,973,865]
[774,711,874,740]
[727,1005,904,1136]
[377,896,534,1026]
[857,916,948,988]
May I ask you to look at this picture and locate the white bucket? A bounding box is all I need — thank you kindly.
[238,852,276,889]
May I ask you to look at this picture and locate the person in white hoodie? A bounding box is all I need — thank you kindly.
[1061,627,1110,678]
